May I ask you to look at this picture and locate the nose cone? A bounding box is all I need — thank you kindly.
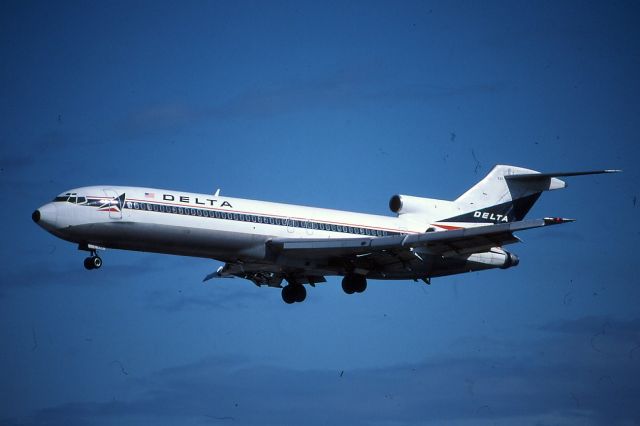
[34,203,58,231]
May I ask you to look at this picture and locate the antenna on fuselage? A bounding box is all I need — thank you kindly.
[213,188,221,197]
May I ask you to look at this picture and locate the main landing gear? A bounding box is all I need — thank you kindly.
[83,252,103,270]
[279,275,368,304]
[281,284,306,304]
[341,275,367,294]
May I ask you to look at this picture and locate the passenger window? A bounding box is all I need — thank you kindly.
[133,202,139,209]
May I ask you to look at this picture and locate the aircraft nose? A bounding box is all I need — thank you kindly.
[34,203,58,230]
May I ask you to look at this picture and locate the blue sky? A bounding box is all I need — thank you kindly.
[1,1,639,425]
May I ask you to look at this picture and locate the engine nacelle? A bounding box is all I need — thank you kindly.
[466,249,520,269]
[389,194,458,217]
[389,194,428,215]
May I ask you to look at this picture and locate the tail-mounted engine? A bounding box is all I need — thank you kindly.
[389,194,458,218]
[389,194,432,215]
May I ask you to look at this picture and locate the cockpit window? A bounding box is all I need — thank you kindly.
[52,193,85,204]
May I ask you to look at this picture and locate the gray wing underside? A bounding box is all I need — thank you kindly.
[269,218,565,257]
[205,218,572,286]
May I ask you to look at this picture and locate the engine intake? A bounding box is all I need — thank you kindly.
[389,195,403,213]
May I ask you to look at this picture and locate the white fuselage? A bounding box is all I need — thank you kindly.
[33,165,613,303]
[36,186,426,262]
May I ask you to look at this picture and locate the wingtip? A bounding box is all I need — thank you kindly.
[604,169,622,173]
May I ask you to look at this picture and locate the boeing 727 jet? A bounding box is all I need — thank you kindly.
[32,165,618,303]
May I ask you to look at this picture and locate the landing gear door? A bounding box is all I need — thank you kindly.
[103,189,123,220]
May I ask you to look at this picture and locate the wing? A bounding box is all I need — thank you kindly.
[204,217,572,285]
[203,261,326,288]
[269,217,573,258]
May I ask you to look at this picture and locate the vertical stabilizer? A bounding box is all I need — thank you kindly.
[441,165,619,225]
[442,165,565,224]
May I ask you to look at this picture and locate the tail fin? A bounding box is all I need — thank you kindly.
[439,165,620,225]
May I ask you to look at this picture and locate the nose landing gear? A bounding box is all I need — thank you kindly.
[79,244,105,270]
[83,254,102,270]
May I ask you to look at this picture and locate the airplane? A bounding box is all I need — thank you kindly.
[32,165,619,304]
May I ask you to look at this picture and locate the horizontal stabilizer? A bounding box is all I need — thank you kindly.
[505,169,621,181]
[543,217,575,225]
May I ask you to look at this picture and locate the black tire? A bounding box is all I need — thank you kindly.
[341,276,355,294]
[282,285,296,304]
[84,257,95,270]
[294,285,306,303]
[355,276,367,293]
[92,256,102,269]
